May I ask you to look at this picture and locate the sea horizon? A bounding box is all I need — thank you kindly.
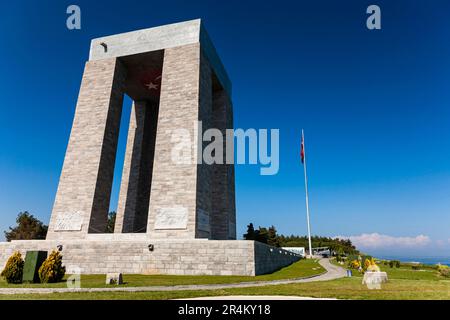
[377,255,450,266]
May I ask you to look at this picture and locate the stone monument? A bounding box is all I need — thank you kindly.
[0,20,299,275]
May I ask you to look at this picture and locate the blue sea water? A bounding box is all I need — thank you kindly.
[379,256,450,266]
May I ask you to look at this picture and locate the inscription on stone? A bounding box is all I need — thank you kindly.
[54,211,83,231]
[154,207,188,229]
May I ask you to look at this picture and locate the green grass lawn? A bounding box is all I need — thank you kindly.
[1,278,449,300]
[2,259,449,300]
[331,259,444,281]
[0,258,324,289]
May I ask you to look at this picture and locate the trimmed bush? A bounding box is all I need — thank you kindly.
[363,258,371,271]
[38,250,66,283]
[349,259,360,270]
[1,251,24,284]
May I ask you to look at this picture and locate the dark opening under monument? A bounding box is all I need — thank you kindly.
[0,20,299,275]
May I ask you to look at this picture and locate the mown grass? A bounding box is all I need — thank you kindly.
[1,278,449,300]
[0,258,324,288]
[2,259,448,300]
[331,259,443,281]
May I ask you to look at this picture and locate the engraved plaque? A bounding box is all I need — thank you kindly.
[197,209,210,233]
[154,207,188,230]
[54,211,83,231]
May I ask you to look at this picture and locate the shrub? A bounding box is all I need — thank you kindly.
[1,251,24,284]
[388,260,401,268]
[38,250,66,283]
[349,259,360,269]
[437,265,450,278]
[363,258,372,271]
[412,265,420,270]
[362,257,380,273]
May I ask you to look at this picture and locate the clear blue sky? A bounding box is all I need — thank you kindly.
[0,0,449,257]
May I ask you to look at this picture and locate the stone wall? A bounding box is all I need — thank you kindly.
[0,238,299,276]
[254,241,301,275]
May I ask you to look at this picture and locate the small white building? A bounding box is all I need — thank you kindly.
[282,247,306,258]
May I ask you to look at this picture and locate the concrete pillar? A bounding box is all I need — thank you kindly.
[211,90,236,240]
[226,100,237,239]
[195,50,213,239]
[47,58,126,239]
[147,43,213,239]
[115,101,158,233]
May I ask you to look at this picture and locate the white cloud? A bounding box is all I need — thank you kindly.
[336,233,431,249]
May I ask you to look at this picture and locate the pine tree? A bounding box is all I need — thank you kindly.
[256,227,268,244]
[107,211,116,233]
[267,225,280,247]
[243,223,256,240]
[4,212,48,241]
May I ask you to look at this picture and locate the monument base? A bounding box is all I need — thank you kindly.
[0,235,300,276]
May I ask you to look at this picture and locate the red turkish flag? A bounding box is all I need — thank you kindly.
[139,69,162,96]
[301,131,305,164]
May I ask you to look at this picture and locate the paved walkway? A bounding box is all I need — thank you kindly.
[0,258,346,295]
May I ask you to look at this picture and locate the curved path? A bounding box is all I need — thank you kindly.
[0,258,346,295]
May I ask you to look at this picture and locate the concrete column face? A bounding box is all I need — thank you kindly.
[147,43,207,238]
[115,101,158,233]
[210,90,236,239]
[47,58,126,239]
[210,91,227,239]
[195,51,214,239]
[226,100,237,239]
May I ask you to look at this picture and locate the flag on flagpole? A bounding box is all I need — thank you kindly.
[300,131,305,164]
[300,129,313,258]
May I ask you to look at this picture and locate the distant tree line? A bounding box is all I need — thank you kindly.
[243,223,281,247]
[243,222,359,255]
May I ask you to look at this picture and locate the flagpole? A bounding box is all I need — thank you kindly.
[302,129,313,259]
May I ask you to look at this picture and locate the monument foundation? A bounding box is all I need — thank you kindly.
[0,237,299,276]
[0,20,299,276]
